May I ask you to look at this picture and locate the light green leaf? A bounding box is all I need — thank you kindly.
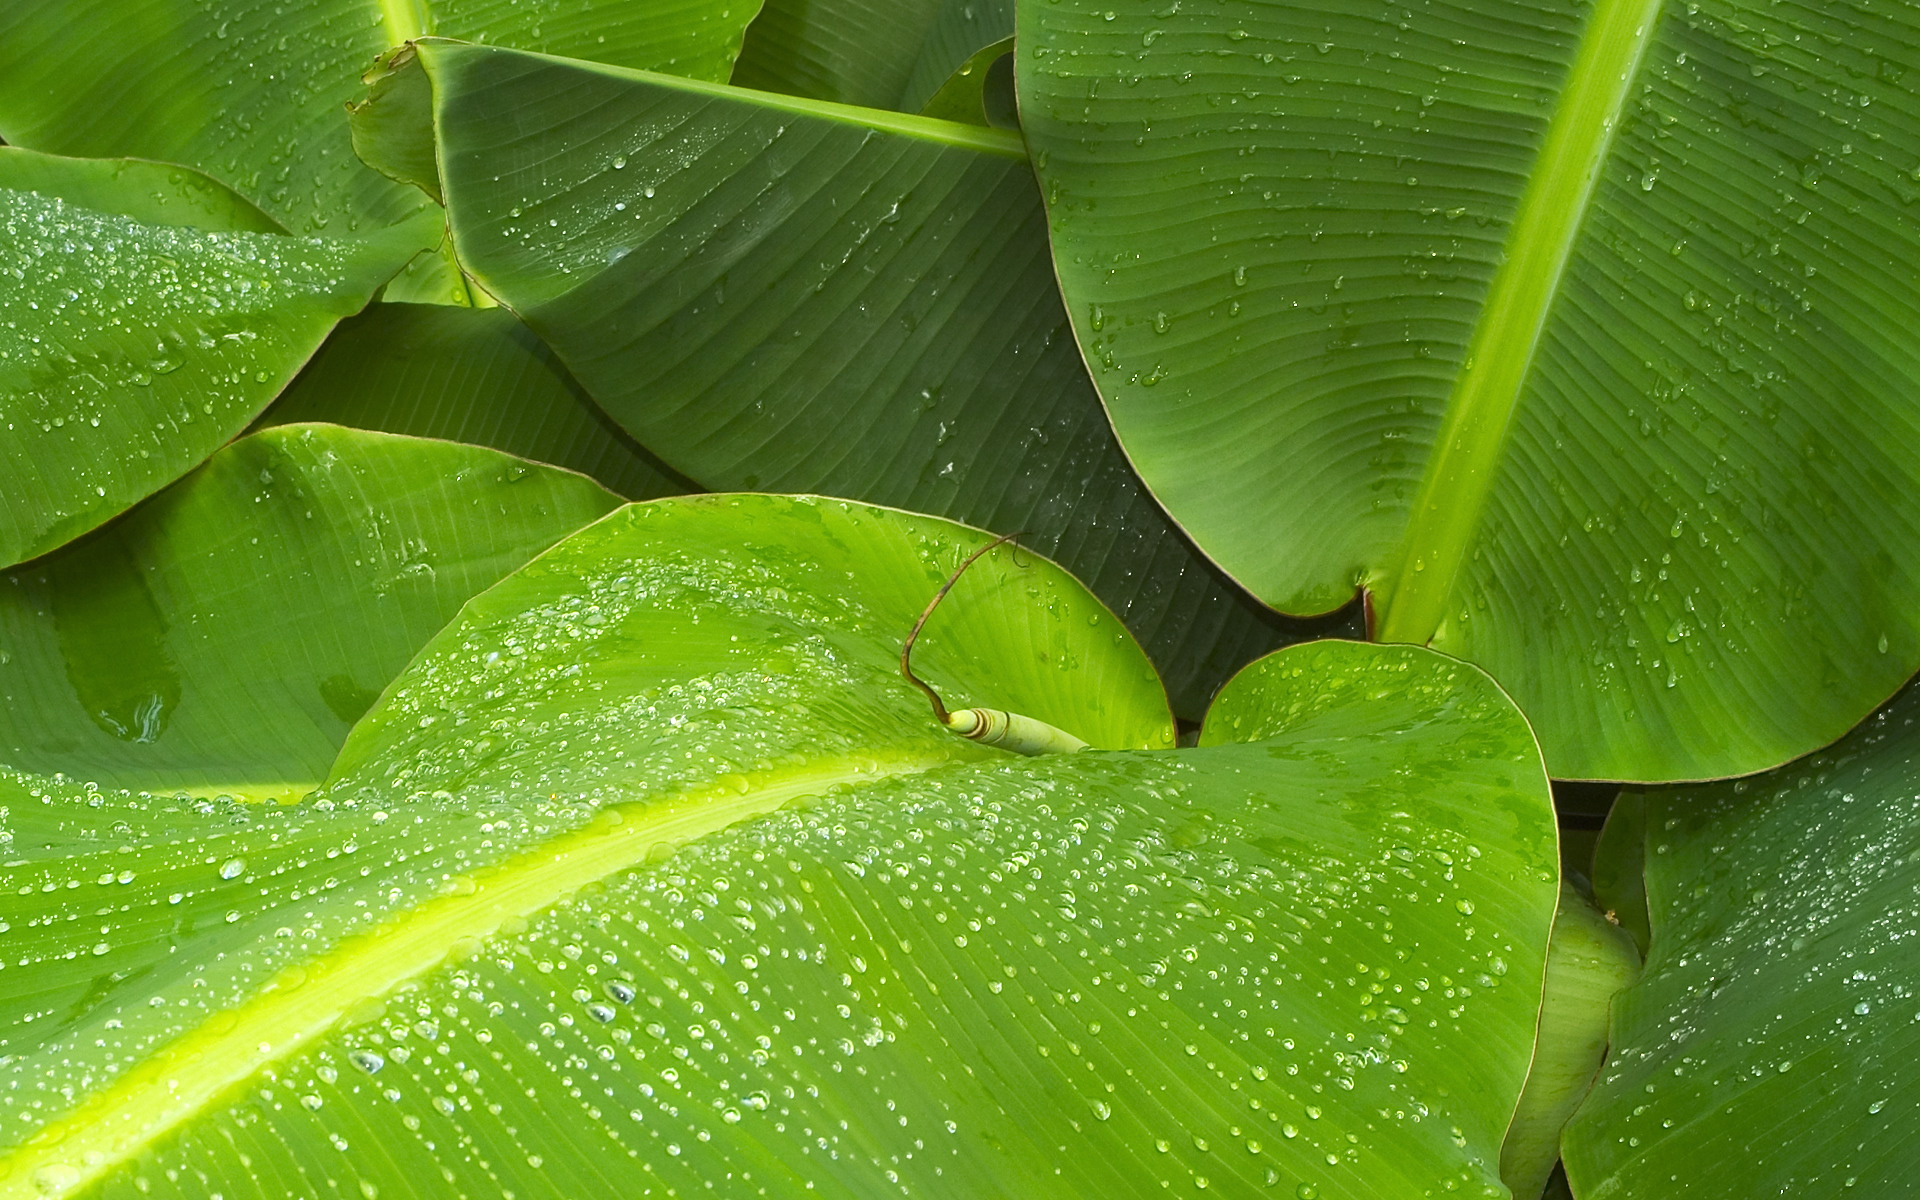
[0,166,436,566]
[0,147,283,233]
[0,495,1557,1200]
[0,0,763,241]
[1564,682,1920,1196]
[0,424,620,798]
[259,303,693,501]
[733,0,1013,113]
[1498,885,1638,1200]
[1019,0,1920,782]
[356,39,1335,718]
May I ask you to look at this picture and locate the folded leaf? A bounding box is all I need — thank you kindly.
[0,159,437,565]
[0,424,620,797]
[1564,682,1920,1196]
[0,495,1557,1199]
[1020,0,1920,782]
[356,39,1336,718]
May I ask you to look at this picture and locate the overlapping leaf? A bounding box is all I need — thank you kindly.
[0,0,765,243]
[1020,0,1920,781]
[0,495,1558,1200]
[261,303,691,500]
[1564,682,1920,1197]
[0,424,619,797]
[0,151,435,565]
[733,0,1013,114]
[353,40,1337,717]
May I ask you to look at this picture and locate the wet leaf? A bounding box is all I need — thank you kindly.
[0,495,1557,1199]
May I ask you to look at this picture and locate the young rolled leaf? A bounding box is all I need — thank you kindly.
[353,39,1329,718]
[1563,682,1920,1197]
[1498,886,1639,1200]
[259,303,693,501]
[1019,0,1920,782]
[0,424,620,798]
[0,496,1558,1199]
[0,156,436,566]
[0,0,765,241]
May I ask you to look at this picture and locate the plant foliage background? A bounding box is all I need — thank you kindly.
[0,0,1916,1196]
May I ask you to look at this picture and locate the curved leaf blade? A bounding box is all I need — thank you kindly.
[260,303,693,500]
[1019,0,1920,781]
[1563,683,1920,1196]
[376,39,1340,717]
[0,497,1556,1199]
[0,0,764,239]
[0,424,620,797]
[0,170,435,565]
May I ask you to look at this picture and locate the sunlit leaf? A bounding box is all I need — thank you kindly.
[0,496,1557,1200]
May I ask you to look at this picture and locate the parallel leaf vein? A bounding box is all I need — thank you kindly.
[1377,0,1666,643]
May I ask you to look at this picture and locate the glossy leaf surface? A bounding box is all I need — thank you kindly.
[260,303,691,500]
[0,147,282,233]
[0,424,619,797]
[0,162,434,566]
[0,496,1557,1200]
[1020,0,1920,781]
[1563,682,1920,1196]
[0,0,763,239]
[365,39,1331,717]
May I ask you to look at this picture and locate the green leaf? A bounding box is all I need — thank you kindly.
[1562,682,1920,1196]
[0,496,1558,1199]
[0,147,283,233]
[0,165,436,566]
[259,303,694,501]
[918,37,1017,128]
[357,39,1335,718]
[1497,885,1638,1200]
[1590,794,1649,957]
[733,0,1013,113]
[0,0,763,240]
[0,424,620,798]
[1019,0,1920,782]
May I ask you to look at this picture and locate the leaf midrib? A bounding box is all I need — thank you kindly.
[1376,0,1666,643]
[0,750,962,1200]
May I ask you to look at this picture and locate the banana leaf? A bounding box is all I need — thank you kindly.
[0,150,435,566]
[259,303,693,500]
[0,0,764,244]
[0,424,620,797]
[1564,680,1920,1196]
[349,39,1339,719]
[1018,0,1920,783]
[0,494,1558,1199]
[733,0,1013,114]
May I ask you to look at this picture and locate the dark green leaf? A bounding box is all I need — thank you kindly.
[733,0,1013,113]
[260,303,692,500]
